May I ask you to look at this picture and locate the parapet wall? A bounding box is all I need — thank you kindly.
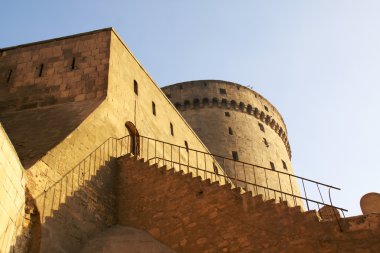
[0,124,25,253]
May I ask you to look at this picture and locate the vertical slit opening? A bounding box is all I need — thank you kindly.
[71,57,76,70]
[6,69,12,83]
[134,80,138,95]
[170,123,174,136]
[152,101,156,116]
[39,64,44,77]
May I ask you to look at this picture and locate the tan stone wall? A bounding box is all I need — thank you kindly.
[162,80,300,205]
[0,124,25,253]
[2,29,225,252]
[117,156,380,253]
[0,29,109,113]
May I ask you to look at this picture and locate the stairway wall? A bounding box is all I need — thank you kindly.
[0,124,25,253]
[117,156,380,253]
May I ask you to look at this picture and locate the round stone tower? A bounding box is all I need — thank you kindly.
[162,80,301,205]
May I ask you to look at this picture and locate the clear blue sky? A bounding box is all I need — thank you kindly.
[1,1,380,215]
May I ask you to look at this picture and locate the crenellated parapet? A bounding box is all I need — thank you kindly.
[172,96,292,159]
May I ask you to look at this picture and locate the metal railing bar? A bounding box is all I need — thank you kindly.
[147,156,348,212]
[138,135,340,190]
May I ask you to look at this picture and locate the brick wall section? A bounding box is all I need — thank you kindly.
[38,160,118,253]
[117,156,380,253]
[0,29,109,113]
[0,124,25,253]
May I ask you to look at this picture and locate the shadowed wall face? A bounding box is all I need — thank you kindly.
[162,80,300,204]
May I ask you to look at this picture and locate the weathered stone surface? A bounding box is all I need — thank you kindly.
[0,124,25,253]
[117,156,380,253]
[1,28,223,253]
[319,205,341,221]
[79,225,177,253]
[361,192,380,215]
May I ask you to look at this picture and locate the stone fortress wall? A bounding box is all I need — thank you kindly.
[1,28,379,253]
[162,80,300,204]
[0,124,25,253]
[0,29,226,253]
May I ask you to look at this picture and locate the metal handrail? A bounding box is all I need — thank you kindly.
[2,133,347,251]
[137,135,347,217]
[148,157,345,211]
[138,135,339,190]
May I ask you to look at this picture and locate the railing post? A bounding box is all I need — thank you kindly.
[141,136,144,158]
[277,172,283,202]
[234,160,237,187]
[243,163,247,191]
[178,146,181,172]
[171,144,173,169]
[317,184,325,204]
[302,179,310,210]
[264,168,269,200]
[147,138,150,162]
[289,175,296,206]
[204,153,207,179]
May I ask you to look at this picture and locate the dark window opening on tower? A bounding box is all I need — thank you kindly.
[264,105,269,112]
[152,101,156,116]
[247,105,253,114]
[221,99,228,107]
[165,93,171,98]
[170,123,174,136]
[179,85,183,90]
[282,160,288,170]
[193,99,200,108]
[270,162,275,170]
[228,127,233,135]
[232,151,239,161]
[71,57,76,70]
[212,98,218,106]
[239,102,245,111]
[184,141,189,152]
[263,138,269,147]
[184,100,190,108]
[225,112,230,117]
[174,103,182,110]
[38,64,44,77]
[213,163,218,175]
[204,82,207,86]
[258,122,265,132]
[219,88,227,94]
[134,80,138,95]
[6,69,12,83]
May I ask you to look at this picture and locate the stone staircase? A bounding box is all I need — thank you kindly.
[117,155,380,253]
